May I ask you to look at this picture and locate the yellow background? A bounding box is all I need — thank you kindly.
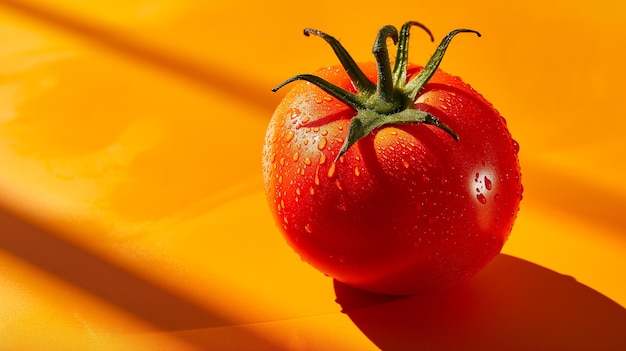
[0,0,625,349]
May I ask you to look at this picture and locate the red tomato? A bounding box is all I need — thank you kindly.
[262,22,522,295]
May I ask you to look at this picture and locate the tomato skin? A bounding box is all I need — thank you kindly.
[263,62,522,295]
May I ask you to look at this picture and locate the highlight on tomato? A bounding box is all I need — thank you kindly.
[262,21,522,295]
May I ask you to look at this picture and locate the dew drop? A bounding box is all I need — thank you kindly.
[296,188,301,196]
[335,179,343,190]
[512,139,520,154]
[305,224,313,233]
[319,153,327,165]
[315,98,323,104]
[354,167,361,176]
[477,193,487,204]
[293,152,300,162]
[318,137,328,150]
[310,186,315,195]
[301,116,310,124]
[402,161,410,169]
[314,166,320,185]
[284,130,295,143]
[484,176,492,190]
[474,172,480,182]
[290,108,301,119]
[327,163,336,178]
[304,157,312,165]
[279,157,285,166]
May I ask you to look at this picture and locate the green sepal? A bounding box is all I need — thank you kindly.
[273,22,481,162]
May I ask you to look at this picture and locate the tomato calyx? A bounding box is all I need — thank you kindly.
[273,21,481,161]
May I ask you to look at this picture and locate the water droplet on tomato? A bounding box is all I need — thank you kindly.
[484,176,492,190]
[318,137,328,150]
[327,163,336,178]
[354,167,361,176]
[512,139,520,153]
[293,152,299,162]
[285,130,295,142]
[477,193,487,204]
[324,96,333,102]
[314,166,320,185]
[296,187,301,196]
[402,161,410,169]
[290,108,301,118]
[319,153,327,165]
[321,130,329,136]
[305,224,313,233]
[304,157,312,165]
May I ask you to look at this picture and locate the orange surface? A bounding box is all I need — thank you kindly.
[0,0,625,350]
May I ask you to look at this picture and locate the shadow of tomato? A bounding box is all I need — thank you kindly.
[334,254,626,351]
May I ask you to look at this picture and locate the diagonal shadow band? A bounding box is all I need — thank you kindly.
[335,254,626,351]
[0,0,279,114]
[0,204,282,349]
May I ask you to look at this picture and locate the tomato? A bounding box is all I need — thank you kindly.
[262,22,522,295]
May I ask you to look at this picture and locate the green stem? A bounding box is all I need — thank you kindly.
[303,28,376,95]
[272,74,365,110]
[392,21,433,89]
[372,25,398,104]
[273,23,481,162]
[405,29,481,100]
